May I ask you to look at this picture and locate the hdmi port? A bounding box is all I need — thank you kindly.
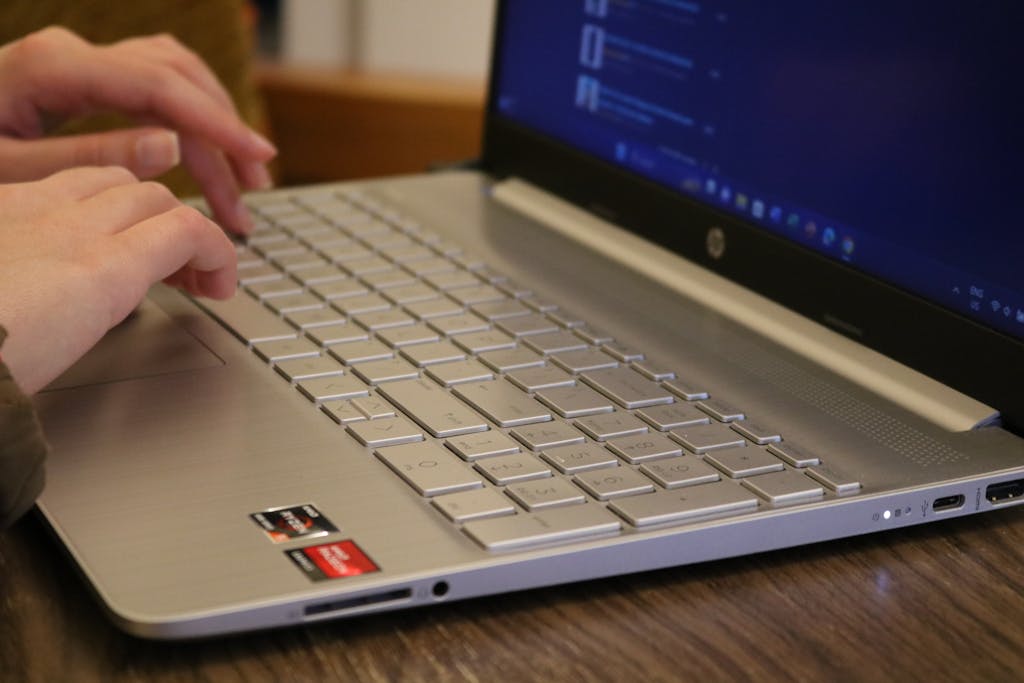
[986,478,1024,505]
[932,494,965,512]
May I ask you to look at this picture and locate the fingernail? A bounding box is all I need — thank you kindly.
[135,130,180,175]
[250,163,273,191]
[249,130,277,157]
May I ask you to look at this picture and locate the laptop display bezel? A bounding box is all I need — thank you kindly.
[480,2,1023,434]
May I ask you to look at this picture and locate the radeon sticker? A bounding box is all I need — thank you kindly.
[250,504,337,543]
[286,540,380,582]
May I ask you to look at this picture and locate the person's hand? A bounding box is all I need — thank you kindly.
[0,166,237,394]
[0,26,276,235]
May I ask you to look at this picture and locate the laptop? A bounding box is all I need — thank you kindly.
[33,0,1024,639]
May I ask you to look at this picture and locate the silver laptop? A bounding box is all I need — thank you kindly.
[34,1,1024,639]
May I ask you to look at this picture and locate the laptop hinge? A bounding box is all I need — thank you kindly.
[491,178,1000,433]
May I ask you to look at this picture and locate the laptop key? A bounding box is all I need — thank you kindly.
[703,446,785,478]
[288,307,347,330]
[575,412,649,441]
[351,394,396,420]
[320,399,367,425]
[662,378,709,401]
[669,423,747,453]
[327,339,393,365]
[197,293,297,343]
[471,300,532,321]
[574,467,655,500]
[510,422,586,451]
[766,442,821,468]
[631,360,676,381]
[506,366,575,392]
[307,323,370,347]
[432,488,516,522]
[535,385,615,418]
[550,348,619,374]
[446,431,521,461]
[376,378,489,438]
[522,331,589,355]
[606,433,683,464]
[297,375,369,402]
[253,337,321,362]
[807,463,862,494]
[507,478,587,511]
[640,457,721,489]
[741,470,825,504]
[348,415,424,447]
[697,399,746,423]
[496,314,559,338]
[453,382,552,428]
[265,292,324,314]
[375,443,482,497]
[580,367,674,409]
[636,403,710,431]
[428,313,491,336]
[608,482,759,527]
[275,355,345,382]
[400,341,466,367]
[425,359,495,387]
[462,503,621,551]
[541,443,620,474]
[376,323,441,348]
[730,421,782,444]
[478,347,546,373]
[600,341,645,362]
[352,358,421,385]
[451,329,517,354]
[474,453,552,485]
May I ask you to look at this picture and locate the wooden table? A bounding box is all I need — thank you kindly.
[3,505,1023,682]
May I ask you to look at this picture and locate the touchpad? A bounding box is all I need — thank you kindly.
[43,298,225,391]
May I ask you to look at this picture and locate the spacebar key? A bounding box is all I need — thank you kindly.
[463,504,621,551]
[196,293,297,343]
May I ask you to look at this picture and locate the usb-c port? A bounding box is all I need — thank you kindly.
[932,494,965,512]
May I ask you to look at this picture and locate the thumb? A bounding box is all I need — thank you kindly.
[0,127,180,181]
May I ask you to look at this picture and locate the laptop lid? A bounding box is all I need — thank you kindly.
[481,1,1023,433]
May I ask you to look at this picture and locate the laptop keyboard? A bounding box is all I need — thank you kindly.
[194,187,861,551]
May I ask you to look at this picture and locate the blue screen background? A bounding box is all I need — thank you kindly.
[494,0,1023,339]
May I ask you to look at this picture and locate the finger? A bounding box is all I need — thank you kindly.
[0,128,180,182]
[113,34,236,113]
[179,133,253,235]
[73,179,181,235]
[114,204,237,301]
[21,33,276,164]
[230,152,274,192]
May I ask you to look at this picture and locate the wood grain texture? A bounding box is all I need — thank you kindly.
[3,508,1023,682]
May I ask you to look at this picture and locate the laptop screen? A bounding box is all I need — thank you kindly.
[493,1,1022,342]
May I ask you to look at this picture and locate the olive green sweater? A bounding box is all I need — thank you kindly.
[0,328,48,529]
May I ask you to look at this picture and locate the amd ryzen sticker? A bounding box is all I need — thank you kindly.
[286,540,380,582]
[250,504,338,543]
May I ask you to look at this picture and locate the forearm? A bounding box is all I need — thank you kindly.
[0,327,48,529]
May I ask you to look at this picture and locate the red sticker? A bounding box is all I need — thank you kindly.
[287,540,379,581]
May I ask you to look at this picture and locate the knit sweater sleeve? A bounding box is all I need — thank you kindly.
[0,327,48,529]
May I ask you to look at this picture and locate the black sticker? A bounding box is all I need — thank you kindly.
[250,504,338,543]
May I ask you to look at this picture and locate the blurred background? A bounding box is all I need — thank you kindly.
[0,0,497,190]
